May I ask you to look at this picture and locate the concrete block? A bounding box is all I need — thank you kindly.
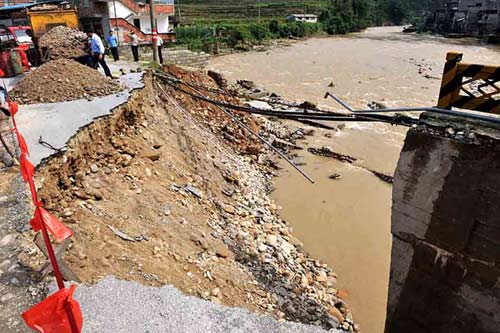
[386,120,500,333]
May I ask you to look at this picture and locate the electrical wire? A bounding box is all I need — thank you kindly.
[156,71,500,125]
[153,72,419,126]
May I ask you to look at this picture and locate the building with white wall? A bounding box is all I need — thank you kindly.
[108,0,175,44]
[285,14,318,24]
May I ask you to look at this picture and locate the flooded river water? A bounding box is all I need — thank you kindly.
[209,27,500,332]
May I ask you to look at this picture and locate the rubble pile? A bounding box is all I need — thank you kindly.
[11,59,123,104]
[39,26,88,60]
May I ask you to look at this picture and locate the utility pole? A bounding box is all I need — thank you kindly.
[112,0,120,45]
[149,0,159,64]
[258,0,261,23]
[177,0,182,23]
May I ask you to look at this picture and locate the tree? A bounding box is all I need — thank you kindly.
[385,0,409,25]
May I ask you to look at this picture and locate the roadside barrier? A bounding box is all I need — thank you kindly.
[438,51,500,113]
[6,98,83,332]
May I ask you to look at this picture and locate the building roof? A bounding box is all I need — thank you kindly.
[118,0,174,16]
[0,3,32,11]
[287,14,318,18]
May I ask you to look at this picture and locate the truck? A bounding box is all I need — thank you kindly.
[26,3,78,40]
[0,26,32,74]
[26,3,79,64]
[0,2,80,74]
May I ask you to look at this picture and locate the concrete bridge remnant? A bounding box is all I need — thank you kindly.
[386,112,500,332]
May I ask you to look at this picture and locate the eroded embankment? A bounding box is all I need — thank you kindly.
[31,68,356,331]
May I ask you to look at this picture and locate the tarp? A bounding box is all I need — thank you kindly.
[0,0,65,12]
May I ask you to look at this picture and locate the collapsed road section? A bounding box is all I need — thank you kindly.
[12,67,357,332]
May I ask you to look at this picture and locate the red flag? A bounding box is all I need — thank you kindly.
[30,206,74,242]
[22,285,83,333]
[15,130,29,156]
[9,101,18,116]
[19,153,34,183]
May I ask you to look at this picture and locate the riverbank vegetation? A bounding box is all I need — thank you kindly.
[174,0,437,53]
[175,21,322,53]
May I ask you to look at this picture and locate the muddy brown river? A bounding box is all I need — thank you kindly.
[209,27,500,332]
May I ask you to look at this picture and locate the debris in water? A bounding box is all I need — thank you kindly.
[367,101,387,110]
[368,170,394,184]
[329,173,342,180]
[298,101,318,110]
[308,146,357,163]
[237,79,256,90]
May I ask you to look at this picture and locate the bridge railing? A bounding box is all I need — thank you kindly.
[437,51,499,114]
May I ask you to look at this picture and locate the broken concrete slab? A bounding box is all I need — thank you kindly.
[75,276,339,333]
[12,71,144,166]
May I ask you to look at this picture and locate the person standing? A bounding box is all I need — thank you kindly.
[86,31,113,78]
[129,31,139,62]
[157,35,164,64]
[107,30,119,61]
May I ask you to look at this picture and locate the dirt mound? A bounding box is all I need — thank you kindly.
[39,26,88,60]
[11,59,123,104]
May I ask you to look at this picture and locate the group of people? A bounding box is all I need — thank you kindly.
[85,30,165,78]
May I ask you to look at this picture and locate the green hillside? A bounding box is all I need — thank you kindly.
[173,0,438,53]
[175,0,437,25]
[176,1,329,23]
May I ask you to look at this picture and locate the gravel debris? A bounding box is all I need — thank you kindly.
[39,26,88,61]
[11,59,124,104]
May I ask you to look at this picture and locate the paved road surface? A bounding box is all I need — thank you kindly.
[76,276,338,333]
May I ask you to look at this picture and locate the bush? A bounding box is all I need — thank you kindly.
[248,23,271,40]
[175,20,323,53]
[324,16,349,35]
[268,20,322,38]
[268,19,280,36]
[176,26,215,52]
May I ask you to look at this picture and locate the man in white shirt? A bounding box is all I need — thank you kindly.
[86,31,112,78]
[157,35,164,64]
[129,31,140,62]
